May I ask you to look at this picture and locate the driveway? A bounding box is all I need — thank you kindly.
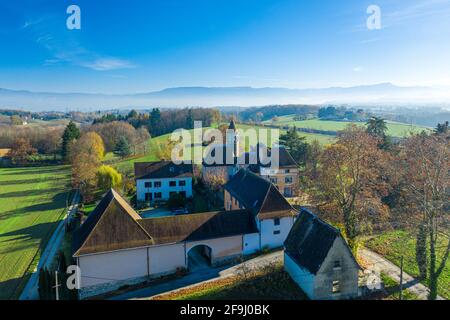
[110,250,284,300]
[19,191,80,300]
[360,248,444,300]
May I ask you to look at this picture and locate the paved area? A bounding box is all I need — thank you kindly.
[110,250,283,300]
[360,248,444,300]
[19,191,80,300]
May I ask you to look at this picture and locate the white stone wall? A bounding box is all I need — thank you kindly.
[259,216,295,249]
[313,237,360,300]
[284,252,315,298]
[136,177,193,201]
[243,233,260,255]
[148,243,186,275]
[78,247,149,288]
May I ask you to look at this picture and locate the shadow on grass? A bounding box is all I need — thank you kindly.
[0,192,68,222]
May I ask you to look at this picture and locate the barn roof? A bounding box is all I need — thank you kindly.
[72,189,154,256]
[138,209,258,245]
[73,189,258,256]
[284,208,360,275]
[134,161,193,180]
[224,169,297,219]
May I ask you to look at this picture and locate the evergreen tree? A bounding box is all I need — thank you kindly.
[114,136,132,158]
[279,126,308,165]
[186,109,194,129]
[61,121,80,161]
[435,121,449,135]
[149,108,162,136]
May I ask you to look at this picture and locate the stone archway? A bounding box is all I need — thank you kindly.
[187,244,212,271]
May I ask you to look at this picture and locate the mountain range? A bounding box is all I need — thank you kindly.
[0,83,449,111]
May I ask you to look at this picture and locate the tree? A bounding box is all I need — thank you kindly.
[9,137,37,165]
[435,121,449,135]
[71,132,104,161]
[397,133,449,300]
[70,132,105,201]
[366,117,388,138]
[97,165,122,191]
[312,126,389,252]
[366,117,391,150]
[114,136,132,158]
[10,115,23,125]
[279,126,308,165]
[167,193,187,210]
[61,121,80,161]
[186,109,194,129]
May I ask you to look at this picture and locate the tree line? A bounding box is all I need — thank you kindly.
[280,118,449,300]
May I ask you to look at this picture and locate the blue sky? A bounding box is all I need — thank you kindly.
[0,0,450,94]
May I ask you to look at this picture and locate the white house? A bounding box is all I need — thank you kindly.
[134,161,193,203]
[284,208,361,300]
[224,169,298,251]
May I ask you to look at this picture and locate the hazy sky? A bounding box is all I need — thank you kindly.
[1,0,450,93]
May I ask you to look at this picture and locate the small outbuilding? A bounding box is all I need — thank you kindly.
[284,208,361,300]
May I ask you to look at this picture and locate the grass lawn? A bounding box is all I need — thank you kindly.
[263,116,430,138]
[106,123,334,177]
[152,264,307,300]
[379,273,419,300]
[237,123,335,146]
[365,230,449,299]
[0,165,71,299]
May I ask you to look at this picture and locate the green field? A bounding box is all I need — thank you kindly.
[263,116,430,137]
[106,124,335,176]
[238,123,335,145]
[0,166,71,299]
[365,230,449,299]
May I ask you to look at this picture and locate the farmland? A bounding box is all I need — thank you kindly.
[263,115,430,137]
[0,165,71,299]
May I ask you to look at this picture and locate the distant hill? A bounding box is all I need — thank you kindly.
[0,83,449,111]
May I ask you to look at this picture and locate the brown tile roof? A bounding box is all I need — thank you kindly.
[73,189,258,256]
[242,145,298,171]
[72,189,154,256]
[225,169,297,220]
[138,210,258,245]
[0,148,11,157]
[134,161,193,180]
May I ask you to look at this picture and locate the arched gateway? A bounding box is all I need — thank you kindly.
[187,244,212,271]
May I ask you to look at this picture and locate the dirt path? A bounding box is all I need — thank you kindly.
[360,248,444,300]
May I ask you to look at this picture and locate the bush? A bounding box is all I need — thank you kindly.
[97,165,122,190]
[167,193,187,209]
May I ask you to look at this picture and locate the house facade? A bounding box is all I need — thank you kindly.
[224,169,298,250]
[284,208,361,300]
[135,161,193,203]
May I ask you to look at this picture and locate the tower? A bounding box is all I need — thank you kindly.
[226,119,239,157]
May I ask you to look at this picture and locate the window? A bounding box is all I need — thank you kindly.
[273,230,281,235]
[285,169,290,173]
[332,281,341,293]
[154,181,161,188]
[144,182,152,188]
[270,177,277,184]
[179,180,186,186]
[274,218,280,226]
[334,260,341,269]
[154,192,162,199]
[285,176,293,184]
[169,181,176,187]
